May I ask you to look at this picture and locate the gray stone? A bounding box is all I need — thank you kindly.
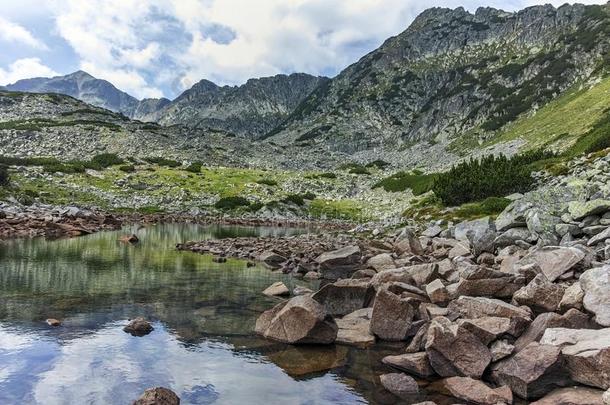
[558,282,584,312]
[517,246,585,282]
[541,327,610,390]
[382,352,435,378]
[569,199,610,221]
[335,308,375,347]
[312,278,373,316]
[316,246,361,280]
[379,373,419,398]
[588,227,610,246]
[425,317,492,379]
[133,387,180,405]
[448,296,532,322]
[394,228,424,256]
[513,273,566,312]
[366,253,395,271]
[580,266,610,326]
[255,296,338,344]
[369,289,415,341]
[491,339,515,361]
[258,250,286,269]
[491,342,571,400]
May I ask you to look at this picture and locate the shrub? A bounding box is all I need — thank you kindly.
[256,178,277,186]
[373,171,436,194]
[454,197,512,218]
[0,165,9,187]
[348,166,370,175]
[144,157,181,167]
[214,196,250,210]
[431,151,549,206]
[282,194,305,206]
[185,162,203,173]
[366,159,391,169]
[91,153,124,168]
[310,172,337,179]
[119,164,136,173]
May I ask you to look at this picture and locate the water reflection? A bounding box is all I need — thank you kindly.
[0,224,454,404]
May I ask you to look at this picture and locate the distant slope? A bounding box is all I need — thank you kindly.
[4,71,145,117]
[265,3,610,169]
[145,73,329,139]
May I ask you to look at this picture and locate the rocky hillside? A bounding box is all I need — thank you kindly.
[3,71,147,117]
[143,73,329,139]
[266,3,610,169]
[0,90,270,165]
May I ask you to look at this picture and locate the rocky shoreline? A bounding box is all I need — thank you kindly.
[189,207,610,403]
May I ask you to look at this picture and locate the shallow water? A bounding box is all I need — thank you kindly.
[0,223,455,405]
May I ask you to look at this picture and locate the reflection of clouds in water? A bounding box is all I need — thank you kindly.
[5,322,365,405]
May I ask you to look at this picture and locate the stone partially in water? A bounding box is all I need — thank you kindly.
[379,373,419,398]
[312,278,373,316]
[255,296,338,344]
[382,352,435,378]
[369,288,415,341]
[335,308,375,347]
[133,387,180,405]
[46,318,61,327]
[258,251,286,269]
[124,317,154,337]
[262,281,289,297]
[433,376,513,405]
[265,345,348,377]
[119,234,139,244]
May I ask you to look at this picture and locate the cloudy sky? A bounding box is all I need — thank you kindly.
[0,0,605,99]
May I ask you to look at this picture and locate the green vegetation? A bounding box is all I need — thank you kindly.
[214,196,251,210]
[119,164,136,173]
[366,159,391,169]
[339,163,370,175]
[307,172,337,179]
[256,178,278,186]
[91,153,124,168]
[144,157,181,167]
[309,199,366,221]
[431,151,550,206]
[0,165,9,187]
[281,192,316,206]
[373,171,436,194]
[185,162,203,174]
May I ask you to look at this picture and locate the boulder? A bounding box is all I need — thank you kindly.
[379,373,419,398]
[255,296,338,344]
[46,318,61,327]
[457,316,524,345]
[422,225,442,238]
[497,200,533,231]
[540,327,610,389]
[426,279,450,304]
[559,282,584,312]
[316,246,361,280]
[262,281,290,297]
[311,278,373,316]
[124,317,154,337]
[369,289,415,341]
[133,387,180,405]
[513,273,566,312]
[494,227,536,248]
[448,296,532,322]
[568,199,610,221]
[454,266,523,298]
[454,217,495,242]
[516,247,585,282]
[366,253,395,271]
[119,234,139,244]
[434,377,513,405]
[531,387,606,405]
[258,251,286,269]
[604,389,610,405]
[335,308,375,347]
[580,266,610,326]
[491,339,515,361]
[491,342,571,400]
[394,228,424,256]
[382,352,435,378]
[370,267,414,288]
[425,317,492,378]
[588,227,610,246]
[514,309,591,352]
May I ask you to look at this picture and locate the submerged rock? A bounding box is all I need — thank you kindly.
[124,317,154,337]
[265,345,348,377]
[133,387,180,405]
[379,373,419,398]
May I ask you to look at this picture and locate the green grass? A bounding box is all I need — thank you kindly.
[488,76,610,151]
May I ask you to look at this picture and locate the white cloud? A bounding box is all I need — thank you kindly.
[44,0,609,99]
[0,58,58,85]
[0,16,48,49]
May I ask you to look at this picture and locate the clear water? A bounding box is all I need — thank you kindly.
[0,224,453,405]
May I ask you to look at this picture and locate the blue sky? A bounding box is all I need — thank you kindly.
[0,0,606,100]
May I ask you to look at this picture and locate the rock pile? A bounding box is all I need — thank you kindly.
[0,202,121,239]
[253,215,610,403]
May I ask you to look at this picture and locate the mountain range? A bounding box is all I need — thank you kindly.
[1,2,609,169]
